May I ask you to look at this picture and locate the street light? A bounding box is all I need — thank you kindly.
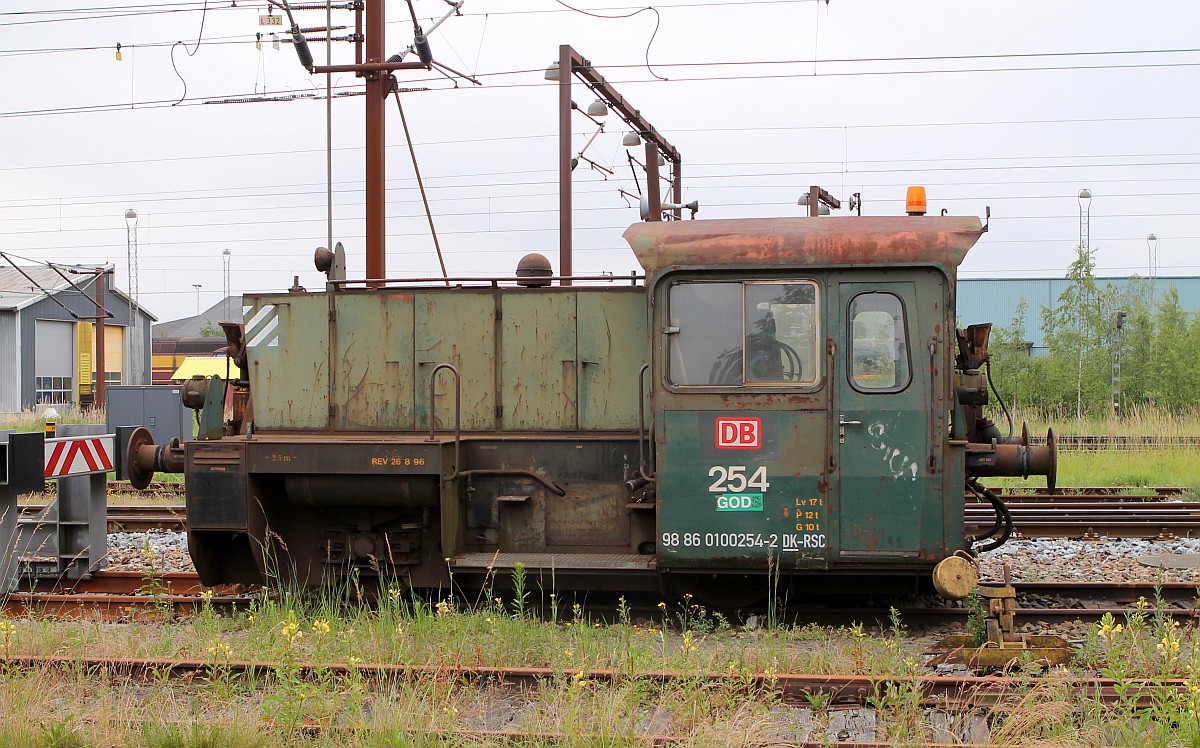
[222,248,232,322]
[124,208,141,384]
[192,284,202,315]
[1147,232,1158,280]
[1148,232,1160,377]
[1075,189,1091,420]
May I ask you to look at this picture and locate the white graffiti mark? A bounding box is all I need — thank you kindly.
[867,422,919,481]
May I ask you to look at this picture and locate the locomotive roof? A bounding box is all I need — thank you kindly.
[623,216,984,277]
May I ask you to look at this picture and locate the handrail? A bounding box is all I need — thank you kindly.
[330,272,644,289]
[637,363,655,483]
[424,363,566,497]
[426,363,461,481]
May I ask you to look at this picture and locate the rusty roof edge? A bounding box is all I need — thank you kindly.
[623,216,985,276]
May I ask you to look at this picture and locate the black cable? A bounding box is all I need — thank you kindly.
[554,1,668,81]
[968,480,1013,553]
[985,359,1014,440]
[170,0,210,106]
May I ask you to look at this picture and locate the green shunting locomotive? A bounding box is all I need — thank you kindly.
[126,196,1054,603]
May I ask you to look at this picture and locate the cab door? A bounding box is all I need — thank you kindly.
[833,275,940,557]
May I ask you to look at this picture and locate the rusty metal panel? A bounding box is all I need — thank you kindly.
[624,217,983,280]
[459,439,640,552]
[245,295,329,429]
[577,291,647,430]
[501,293,577,430]
[333,293,416,431]
[415,292,495,431]
[545,481,628,547]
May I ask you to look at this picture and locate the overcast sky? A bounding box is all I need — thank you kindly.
[2,0,1197,323]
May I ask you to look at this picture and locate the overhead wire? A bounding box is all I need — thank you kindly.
[169,0,210,105]
[554,0,667,81]
[5,204,1199,256]
[8,47,1200,117]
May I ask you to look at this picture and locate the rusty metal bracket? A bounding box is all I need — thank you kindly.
[927,561,1073,669]
[459,470,566,498]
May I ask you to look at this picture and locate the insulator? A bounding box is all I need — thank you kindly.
[413,26,433,65]
[292,27,314,71]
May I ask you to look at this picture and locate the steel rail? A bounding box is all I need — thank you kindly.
[0,655,1184,708]
[3,592,251,619]
[1029,435,1200,451]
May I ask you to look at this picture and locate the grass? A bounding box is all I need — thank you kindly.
[1010,403,1200,437]
[988,449,1200,493]
[0,406,106,433]
[0,583,1198,745]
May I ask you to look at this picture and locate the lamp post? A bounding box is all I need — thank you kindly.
[222,248,231,322]
[1148,232,1159,379]
[1075,189,1091,420]
[1147,233,1158,306]
[124,208,141,385]
[192,284,202,315]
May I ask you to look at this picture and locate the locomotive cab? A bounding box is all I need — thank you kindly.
[626,215,1040,596]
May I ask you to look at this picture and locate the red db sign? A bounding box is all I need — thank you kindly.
[716,417,760,449]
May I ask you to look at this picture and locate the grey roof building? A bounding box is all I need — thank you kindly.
[0,266,156,412]
[153,295,243,339]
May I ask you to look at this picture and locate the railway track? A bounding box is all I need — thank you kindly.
[1029,434,1200,451]
[7,569,1193,623]
[965,501,1200,539]
[22,484,1200,539]
[78,501,1200,539]
[0,653,1184,709]
[0,653,1186,746]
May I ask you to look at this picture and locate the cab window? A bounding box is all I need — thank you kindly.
[667,281,820,387]
[848,291,911,392]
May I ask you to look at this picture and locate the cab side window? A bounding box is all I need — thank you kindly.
[667,283,742,385]
[745,283,818,384]
[667,281,820,387]
[848,292,910,392]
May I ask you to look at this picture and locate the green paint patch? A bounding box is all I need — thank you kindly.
[715,493,763,512]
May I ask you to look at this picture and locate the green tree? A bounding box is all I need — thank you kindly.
[198,319,222,337]
[1109,277,1151,411]
[1038,247,1119,416]
[988,297,1036,411]
[1144,287,1200,410]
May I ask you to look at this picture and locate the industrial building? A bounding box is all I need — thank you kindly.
[0,266,155,412]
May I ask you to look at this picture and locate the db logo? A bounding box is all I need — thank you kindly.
[715,417,761,449]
